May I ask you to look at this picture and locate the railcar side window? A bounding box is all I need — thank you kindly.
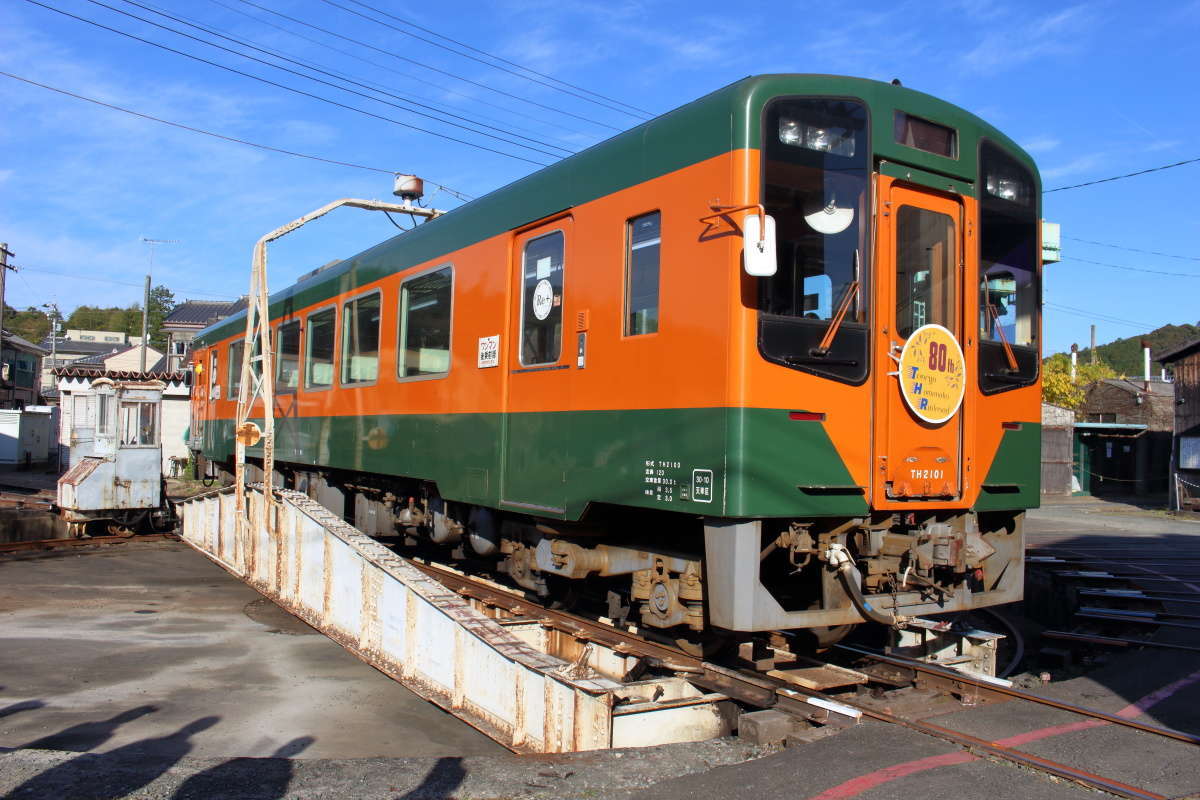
[305,307,336,389]
[399,266,453,378]
[342,292,381,384]
[208,350,218,398]
[227,341,244,400]
[895,207,956,338]
[758,97,870,384]
[978,140,1039,393]
[625,212,660,336]
[277,320,301,391]
[520,231,564,366]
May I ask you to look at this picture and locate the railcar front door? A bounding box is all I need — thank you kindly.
[872,181,968,507]
[500,217,573,517]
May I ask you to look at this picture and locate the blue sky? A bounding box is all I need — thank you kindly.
[1,0,1198,356]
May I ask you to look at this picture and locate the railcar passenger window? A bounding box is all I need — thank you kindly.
[624,212,661,336]
[277,321,301,391]
[305,308,336,389]
[342,293,381,384]
[895,207,956,338]
[227,341,244,400]
[521,231,564,366]
[399,267,452,378]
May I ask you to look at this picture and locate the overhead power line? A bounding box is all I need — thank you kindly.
[204,0,599,141]
[20,266,238,300]
[22,0,552,166]
[329,0,654,119]
[1044,157,1200,192]
[229,0,621,132]
[1066,236,1200,263]
[118,0,576,155]
[83,0,568,159]
[0,69,474,202]
[1062,256,1200,278]
[317,0,652,120]
[1044,301,1155,330]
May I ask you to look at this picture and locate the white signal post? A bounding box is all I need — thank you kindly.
[235,195,444,542]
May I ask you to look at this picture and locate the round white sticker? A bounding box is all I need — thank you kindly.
[531,279,554,321]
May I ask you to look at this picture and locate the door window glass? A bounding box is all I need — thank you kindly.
[520,231,564,365]
[227,341,244,399]
[277,321,301,391]
[625,212,660,335]
[342,293,381,384]
[305,308,336,389]
[399,267,453,378]
[119,401,158,446]
[895,206,956,338]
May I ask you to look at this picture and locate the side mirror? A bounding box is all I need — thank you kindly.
[742,213,777,277]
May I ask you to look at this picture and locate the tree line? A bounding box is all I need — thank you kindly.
[4,286,176,350]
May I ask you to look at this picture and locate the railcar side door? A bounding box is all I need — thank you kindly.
[872,180,968,506]
[500,217,573,517]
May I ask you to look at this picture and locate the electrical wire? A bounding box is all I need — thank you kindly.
[19,267,238,300]
[1043,300,1155,329]
[317,0,651,120]
[1045,303,1155,331]
[1044,157,1200,192]
[1059,256,1200,278]
[110,0,575,156]
[204,0,599,141]
[21,0,552,166]
[330,0,654,118]
[81,0,568,159]
[227,0,621,132]
[1066,236,1200,263]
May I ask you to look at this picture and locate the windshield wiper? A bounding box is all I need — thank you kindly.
[985,301,1020,371]
[810,249,860,358]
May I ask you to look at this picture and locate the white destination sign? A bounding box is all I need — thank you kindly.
[477,335,500,368]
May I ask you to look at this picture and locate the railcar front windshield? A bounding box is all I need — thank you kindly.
[978,140,1039,392]
[758,97,870,384]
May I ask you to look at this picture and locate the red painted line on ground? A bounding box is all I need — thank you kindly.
[807,667,1200,800]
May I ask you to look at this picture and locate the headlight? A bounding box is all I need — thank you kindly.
[778,118,855,157]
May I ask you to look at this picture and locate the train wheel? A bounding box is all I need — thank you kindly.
[106,523,134,537]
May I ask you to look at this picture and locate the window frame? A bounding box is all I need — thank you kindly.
[623,210,662,338]
[303,303,338,392]
[339,289,383,388]
[276,318,302,393]
[397,263,455,383]
[518,229,567,367]
[118,399,159,448]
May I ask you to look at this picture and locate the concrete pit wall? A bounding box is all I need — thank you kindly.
[178,486,733,753]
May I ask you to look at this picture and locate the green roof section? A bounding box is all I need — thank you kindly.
[199,74,1038,345]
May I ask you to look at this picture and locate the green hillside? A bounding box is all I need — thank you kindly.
[1057,323,1200,376]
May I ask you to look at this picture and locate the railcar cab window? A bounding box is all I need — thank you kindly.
[978,141,1039,393]
[399,266,452,379]
[305,307,336,389]
[341,292,381,385]
[625,212,660,336]
[759,98,870,384]
[119,401,157,447]
[227,341,244,400]
[895,207,956,337]
[277,320,301,391]
[521,231,564,365]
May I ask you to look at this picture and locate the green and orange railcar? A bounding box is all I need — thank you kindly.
[190,74,1041,642]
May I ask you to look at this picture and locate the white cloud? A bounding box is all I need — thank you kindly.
[961,5,1099,73]
[1021,136,1060,154]
[1040,153,1105,181]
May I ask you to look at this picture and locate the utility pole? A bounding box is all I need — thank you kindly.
[141,275,150,371]
[1090,324,1097,364]
[0,242,14,342]
[140,237,178,372]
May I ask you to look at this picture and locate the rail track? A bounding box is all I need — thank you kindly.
[408,551,1198,800]
[0,532,177,554]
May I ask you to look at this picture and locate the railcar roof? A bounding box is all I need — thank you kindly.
[198,74,1036,346]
